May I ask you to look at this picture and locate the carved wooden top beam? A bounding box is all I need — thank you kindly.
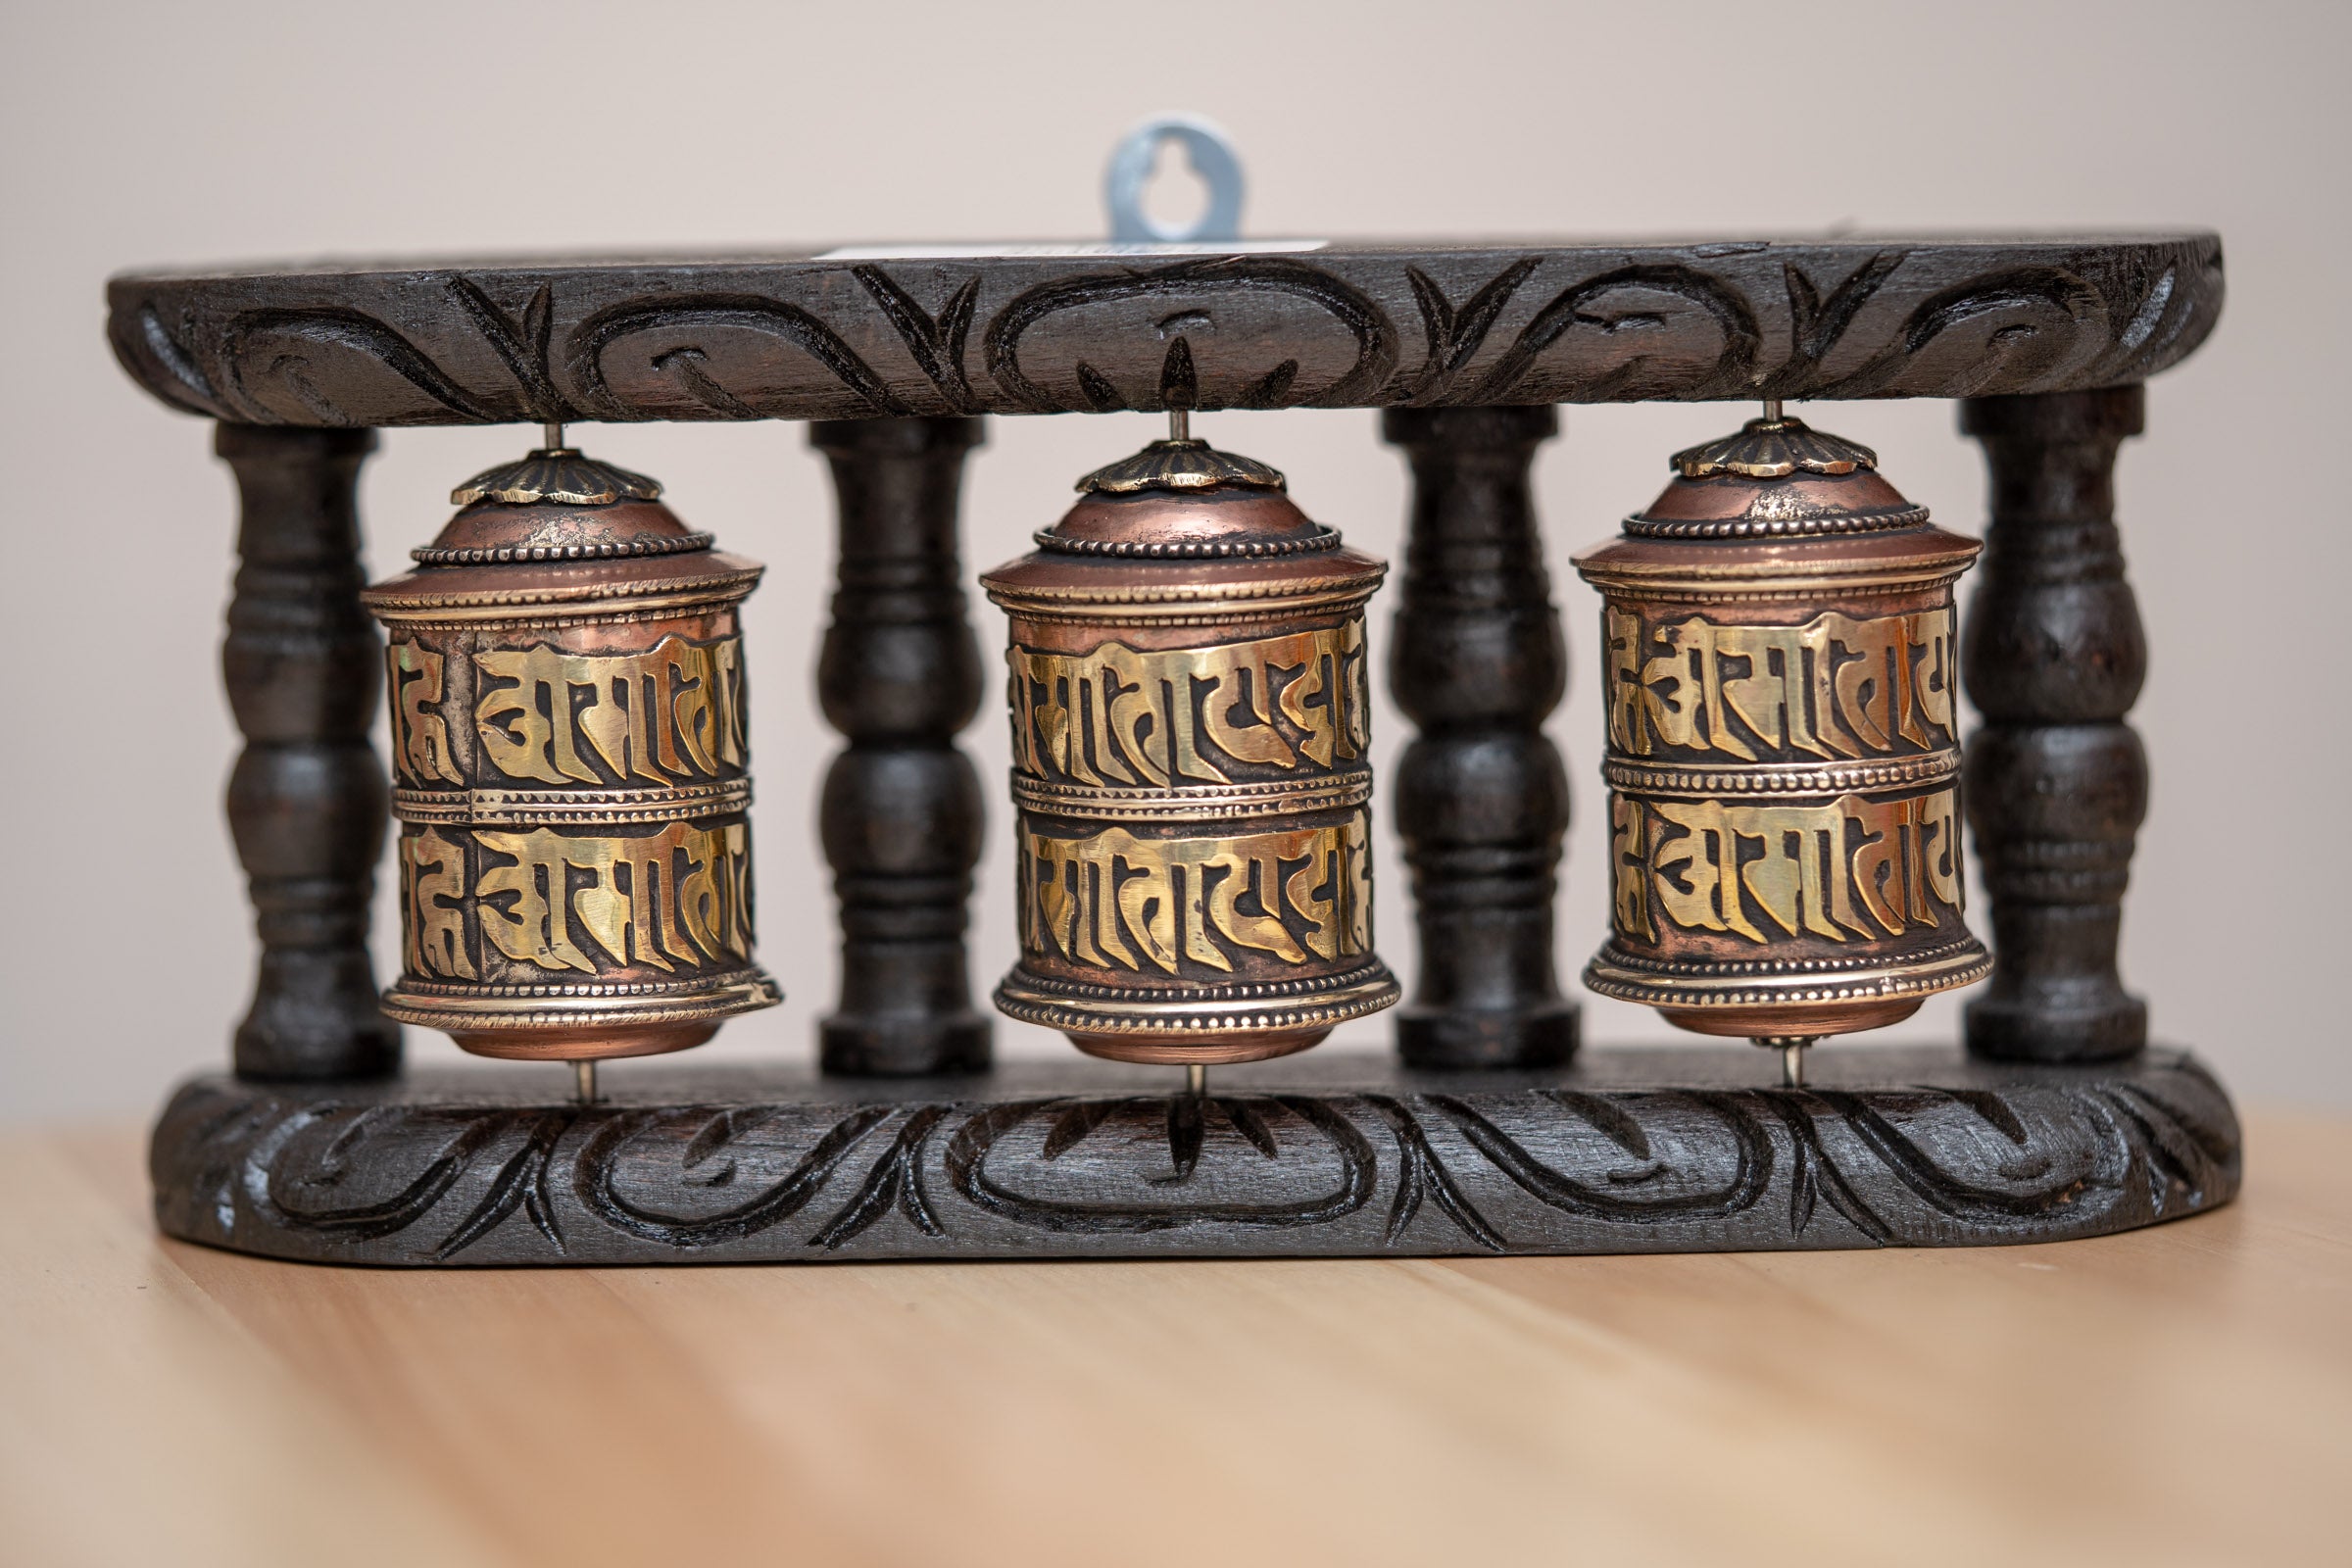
[108,233,2222,427]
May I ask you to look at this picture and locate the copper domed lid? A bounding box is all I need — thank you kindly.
[1038,438,1340,561]
[415,447,705,565]
[1574,405,1979,595]
[363,429,761,615]
[1627,410,1930,541]
[981,427,1383,614]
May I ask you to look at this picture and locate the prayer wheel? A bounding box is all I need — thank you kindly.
[981,425,1400,1065]
[1573,408,1990,1082]
[362,431,780,1066]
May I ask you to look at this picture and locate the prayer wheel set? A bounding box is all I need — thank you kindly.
[359,405,1986,1092]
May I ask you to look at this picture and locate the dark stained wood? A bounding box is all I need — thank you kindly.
[146,1045,2239,1264]
[109,235,2222,426]
[214,425,400,1080]
[1383,407,1577,1068]
[1960,388,2149,1061]
[810,417,992,1076]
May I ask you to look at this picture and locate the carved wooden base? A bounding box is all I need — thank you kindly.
[149,1047,2236,1266]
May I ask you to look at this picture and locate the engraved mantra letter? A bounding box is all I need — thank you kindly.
[1604,607,1957,760]
[1009,623,1370,787]
[404,828,474,978]
[388,642,464,785]
[1020,814,1374,976]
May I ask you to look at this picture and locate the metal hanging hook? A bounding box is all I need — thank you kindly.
[1104,115,1245,245]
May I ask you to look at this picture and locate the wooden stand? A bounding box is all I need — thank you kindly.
[149,1046,2237,1264]
[108,233,2233,1264]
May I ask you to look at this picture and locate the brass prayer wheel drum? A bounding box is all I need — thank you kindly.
[1573,413,1990,1044]
[981,436,1401,1064]
[361,440,780,1061]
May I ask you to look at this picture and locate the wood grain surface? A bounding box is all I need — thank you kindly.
[6,1110,2342,1567]
[106,235,2223,426]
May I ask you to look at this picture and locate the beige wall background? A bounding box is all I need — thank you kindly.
[3,0,2345,1118]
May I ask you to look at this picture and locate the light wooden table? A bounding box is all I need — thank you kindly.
[3,1113,2343,1567]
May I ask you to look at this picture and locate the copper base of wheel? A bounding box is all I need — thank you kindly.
[995,963,1399,1068]
[1657,998,1922,1041]
[1064,1028,1331,1066]
[1584,940,1989,1046]
[382,970,782,1062]
[447,1022,718,1062]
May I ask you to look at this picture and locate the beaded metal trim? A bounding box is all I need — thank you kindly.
[412,531,714,564]
[1033,525,1341,559]
[1621,504,1930,540]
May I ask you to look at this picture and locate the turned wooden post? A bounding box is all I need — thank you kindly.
[810,416,992,1076]
[1959,387,2148,1061]
[1381,407,1577,1069]
[215,424,399,1080]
